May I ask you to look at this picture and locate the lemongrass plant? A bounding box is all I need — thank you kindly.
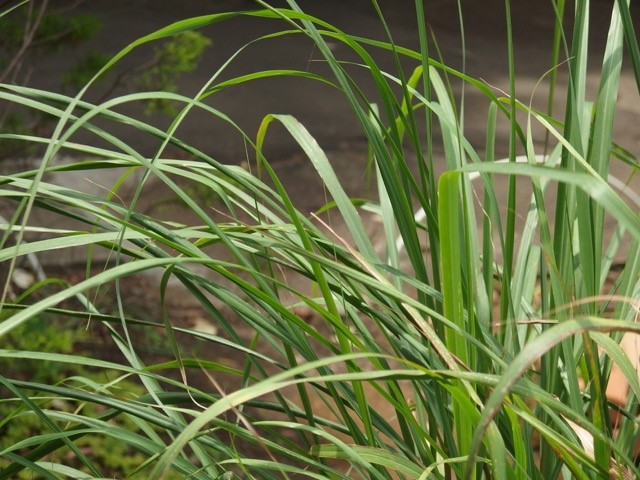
[1,1,639,479]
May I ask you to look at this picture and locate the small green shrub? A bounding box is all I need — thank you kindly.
[0,315,179,479]
[136,31,213,115]
[0,4,211,159]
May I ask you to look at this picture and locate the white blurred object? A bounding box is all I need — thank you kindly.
[1,214,47,294]
[11,268,35,290]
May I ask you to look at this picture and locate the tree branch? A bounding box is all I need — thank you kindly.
[0,0,50,84]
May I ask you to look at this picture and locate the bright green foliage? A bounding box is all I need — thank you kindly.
[2,315,75,383]
[0,316,77,478]
[135,31,213,115]
[0,5,211,159]
[0,0,639,479]
[0,316,180,479]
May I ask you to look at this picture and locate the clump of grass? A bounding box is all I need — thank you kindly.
[1,1,639,479]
